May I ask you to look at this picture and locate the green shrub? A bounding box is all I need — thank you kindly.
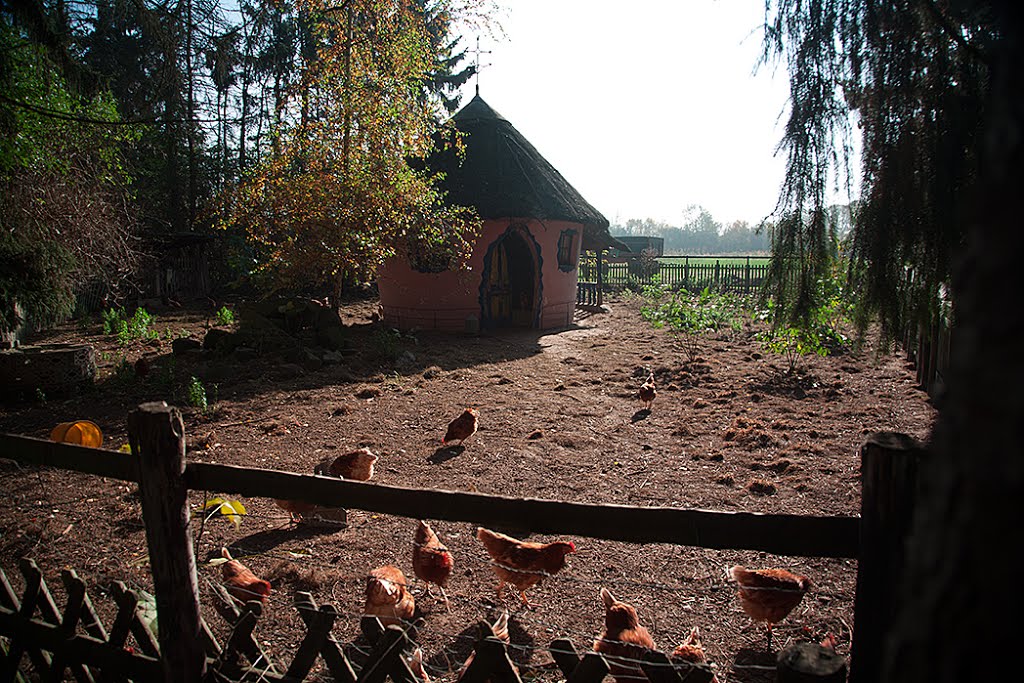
[101,307,157,344]
[214,306,235,326]
[186,376,207,411]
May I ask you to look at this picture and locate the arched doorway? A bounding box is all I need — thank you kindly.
[480,227,540,328]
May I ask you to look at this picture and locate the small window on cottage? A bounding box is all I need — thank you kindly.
[557,230,577,271]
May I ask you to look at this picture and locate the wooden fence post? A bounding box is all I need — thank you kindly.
[849,432,925,683]
[129,401,206,683]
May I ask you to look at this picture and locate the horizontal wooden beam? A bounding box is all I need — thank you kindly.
[0,432,859,557]
[187,462,859,558]
[0,434,138,482]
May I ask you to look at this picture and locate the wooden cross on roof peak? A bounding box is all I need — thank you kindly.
[471,36,491,96]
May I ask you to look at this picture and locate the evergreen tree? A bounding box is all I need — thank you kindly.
[763,3,1022,681]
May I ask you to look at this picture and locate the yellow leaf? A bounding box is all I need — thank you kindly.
[202,497,247,528]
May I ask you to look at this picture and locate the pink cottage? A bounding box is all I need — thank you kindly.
[377,95,626,332]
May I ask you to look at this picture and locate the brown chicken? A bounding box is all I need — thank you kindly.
[363,565,416,628]
[316,447,378,480]
[476,526,575,607]
[670,627,718,682]
[443,408,479,446]
[729,565,812,650]
[593,587,656,683]
[134,356,150,378]
[273,497,317,523]
[638,372,656,410]
[458,611,514,681]
[220,547,272,605]
[412,520,454,610]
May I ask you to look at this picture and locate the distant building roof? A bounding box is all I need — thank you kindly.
[423,95,628,252]
[613,235,664,255]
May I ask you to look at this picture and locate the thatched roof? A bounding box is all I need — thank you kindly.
[425,95,627,252]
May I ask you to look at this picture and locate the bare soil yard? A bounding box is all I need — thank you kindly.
[0,293,936,682]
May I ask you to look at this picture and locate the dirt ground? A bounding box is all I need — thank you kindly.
[0,292,936,682]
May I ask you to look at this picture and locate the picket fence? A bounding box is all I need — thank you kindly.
[0,404,921,683]
[578,257,772,295]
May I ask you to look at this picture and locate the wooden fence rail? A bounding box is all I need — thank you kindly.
[0,433,859,558]
[0,403,924,681]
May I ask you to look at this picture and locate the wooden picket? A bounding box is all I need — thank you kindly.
[0,400,884,682]
[577,255,771,296]
[0,559,163,682]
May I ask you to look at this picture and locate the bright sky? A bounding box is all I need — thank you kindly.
[455,0,847,228]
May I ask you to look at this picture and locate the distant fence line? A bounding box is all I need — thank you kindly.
[579,256,772,295]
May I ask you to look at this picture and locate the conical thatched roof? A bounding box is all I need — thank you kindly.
[425,95,627,252]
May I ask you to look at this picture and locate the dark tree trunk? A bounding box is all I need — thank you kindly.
[882,6,1024,681]
[185,0,197,229]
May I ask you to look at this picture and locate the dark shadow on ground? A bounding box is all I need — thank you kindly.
[630,408,651,423]
[729,646,777,682]
[227,523,343,556]
[427,446,464,464]
[0,295,568,435]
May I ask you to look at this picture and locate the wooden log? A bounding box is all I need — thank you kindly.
[566,652,611,683]
[850,432,925,683]
[460,637,521,683]
[187,462,859,558]
[777,642,847,682]
[215,602,264,680]
[107,583,159,658]
[639,649,683,683]
[285,595,338,681]
[3,558,54,678]
[129,401,205,683]
[0,639,30,683]
[107,582,138,651]
[549,638,581,678]
[0,434,138,482]
[17,559,94,683]
[208,583,275,674]
[355,624,418,683]
[360,615,419,648]
[294,593,355,683]
[0,607,161,681]
[0,430,859,558]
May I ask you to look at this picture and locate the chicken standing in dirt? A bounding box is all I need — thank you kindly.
[729,565,812,650]
[220,547,272,605]
[476,526,575,607]
[273,497,317,524]
[412,520,453,610]
[276,448,377,523]
[638,371,656,410]
[443,408,478,446]
[316,447,378,480]
[364,565,415,627]
[593,587,656,683]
